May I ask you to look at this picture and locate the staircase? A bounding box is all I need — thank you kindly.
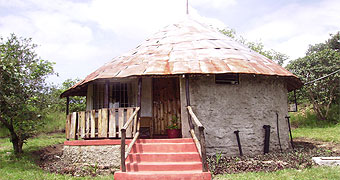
[114,138,211,180]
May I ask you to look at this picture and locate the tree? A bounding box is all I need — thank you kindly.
[219,28,289,66]
[286,32,340,122]
[46,78,86,113]
[0,34,54,154]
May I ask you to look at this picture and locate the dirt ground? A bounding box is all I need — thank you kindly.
[32,137,340,177]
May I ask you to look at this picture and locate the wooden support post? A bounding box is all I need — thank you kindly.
[137,77,142,131]
[104,80,109,108]
[121,129,126,172]
[66,96,69,116]
[185,75,194,129]
[199,126,208,172]
[75,112,78,140]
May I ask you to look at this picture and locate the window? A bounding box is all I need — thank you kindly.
[110,82,129,108]
[93,82,130,109]
[215,74,239,84]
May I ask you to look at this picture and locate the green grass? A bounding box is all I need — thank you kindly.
[0,111,65,138]
[0,126,9,138]
[214,166,340,180]
[292,125,340,143]
[0,133,114,180]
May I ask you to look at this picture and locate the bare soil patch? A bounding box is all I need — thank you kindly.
[208,138,340,175]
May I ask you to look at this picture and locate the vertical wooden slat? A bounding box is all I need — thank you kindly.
[66,114,71,140]
[164,100,168,131]
[79,111,86,139]
[109,108,116,138]
[167,100,172,128]
[70,112,77,139]
[157,102,161,134]
[99,108,108,137]
[160,101,164,134]
[97,109,103,137]
[91,110,96,138]
[126,108,133,138]
[86,111,90,138]
[118,108,124,137]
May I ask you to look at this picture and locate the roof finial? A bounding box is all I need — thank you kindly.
[186,0,189,14]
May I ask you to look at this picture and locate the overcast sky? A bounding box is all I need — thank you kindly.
[1,0,339,84]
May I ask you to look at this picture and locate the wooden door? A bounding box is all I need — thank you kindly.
[152,77,181,135]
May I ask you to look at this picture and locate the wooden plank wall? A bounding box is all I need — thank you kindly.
[65,107,137,140]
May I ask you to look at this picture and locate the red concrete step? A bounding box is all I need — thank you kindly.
[130,143,197,153]
[114,171,211,180]
[126,152,201,163]
[126,162,203,171]
[136,138,194,143]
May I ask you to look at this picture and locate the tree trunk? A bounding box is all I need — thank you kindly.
[0,116,24,154]
[10,132,23,154]
[307,90,327,121]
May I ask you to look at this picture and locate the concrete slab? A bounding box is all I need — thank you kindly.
[312,157,340,166]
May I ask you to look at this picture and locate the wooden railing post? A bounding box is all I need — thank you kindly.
[199,126,208,172]
[121,129,126,172]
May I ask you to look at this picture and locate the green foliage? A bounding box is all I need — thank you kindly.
[219,28,289,66]
[286,32,340,122]
[38,111,65,133]
[47,78,86,113]
[166,115,180,129]
[0,34,55,154]
[290,104,340,128]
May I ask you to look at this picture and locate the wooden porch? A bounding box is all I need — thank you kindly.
[65,107,140,140]
[63,76,209,176]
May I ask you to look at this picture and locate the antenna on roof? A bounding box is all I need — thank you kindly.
[186,0,189,14]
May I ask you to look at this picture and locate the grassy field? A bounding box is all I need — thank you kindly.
[292,125,340,143]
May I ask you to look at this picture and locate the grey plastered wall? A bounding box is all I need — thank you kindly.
[189,74,290,155]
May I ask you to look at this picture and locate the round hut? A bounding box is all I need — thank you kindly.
[61,16,302,172]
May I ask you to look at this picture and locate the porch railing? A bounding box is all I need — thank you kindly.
[65,107,139,140]
[121,107,140,172]
[187,106,208,172]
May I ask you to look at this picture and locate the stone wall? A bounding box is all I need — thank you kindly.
[189,74,290,155]
[63,145,121,169]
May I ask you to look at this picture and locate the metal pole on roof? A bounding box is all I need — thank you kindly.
[186,0,189,14]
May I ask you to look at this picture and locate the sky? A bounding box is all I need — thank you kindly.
[0,0,339,85]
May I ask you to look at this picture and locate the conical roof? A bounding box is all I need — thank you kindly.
[61,16,302,97]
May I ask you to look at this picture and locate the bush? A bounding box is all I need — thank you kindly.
[38,111,65,133]
[290,104,339,128]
